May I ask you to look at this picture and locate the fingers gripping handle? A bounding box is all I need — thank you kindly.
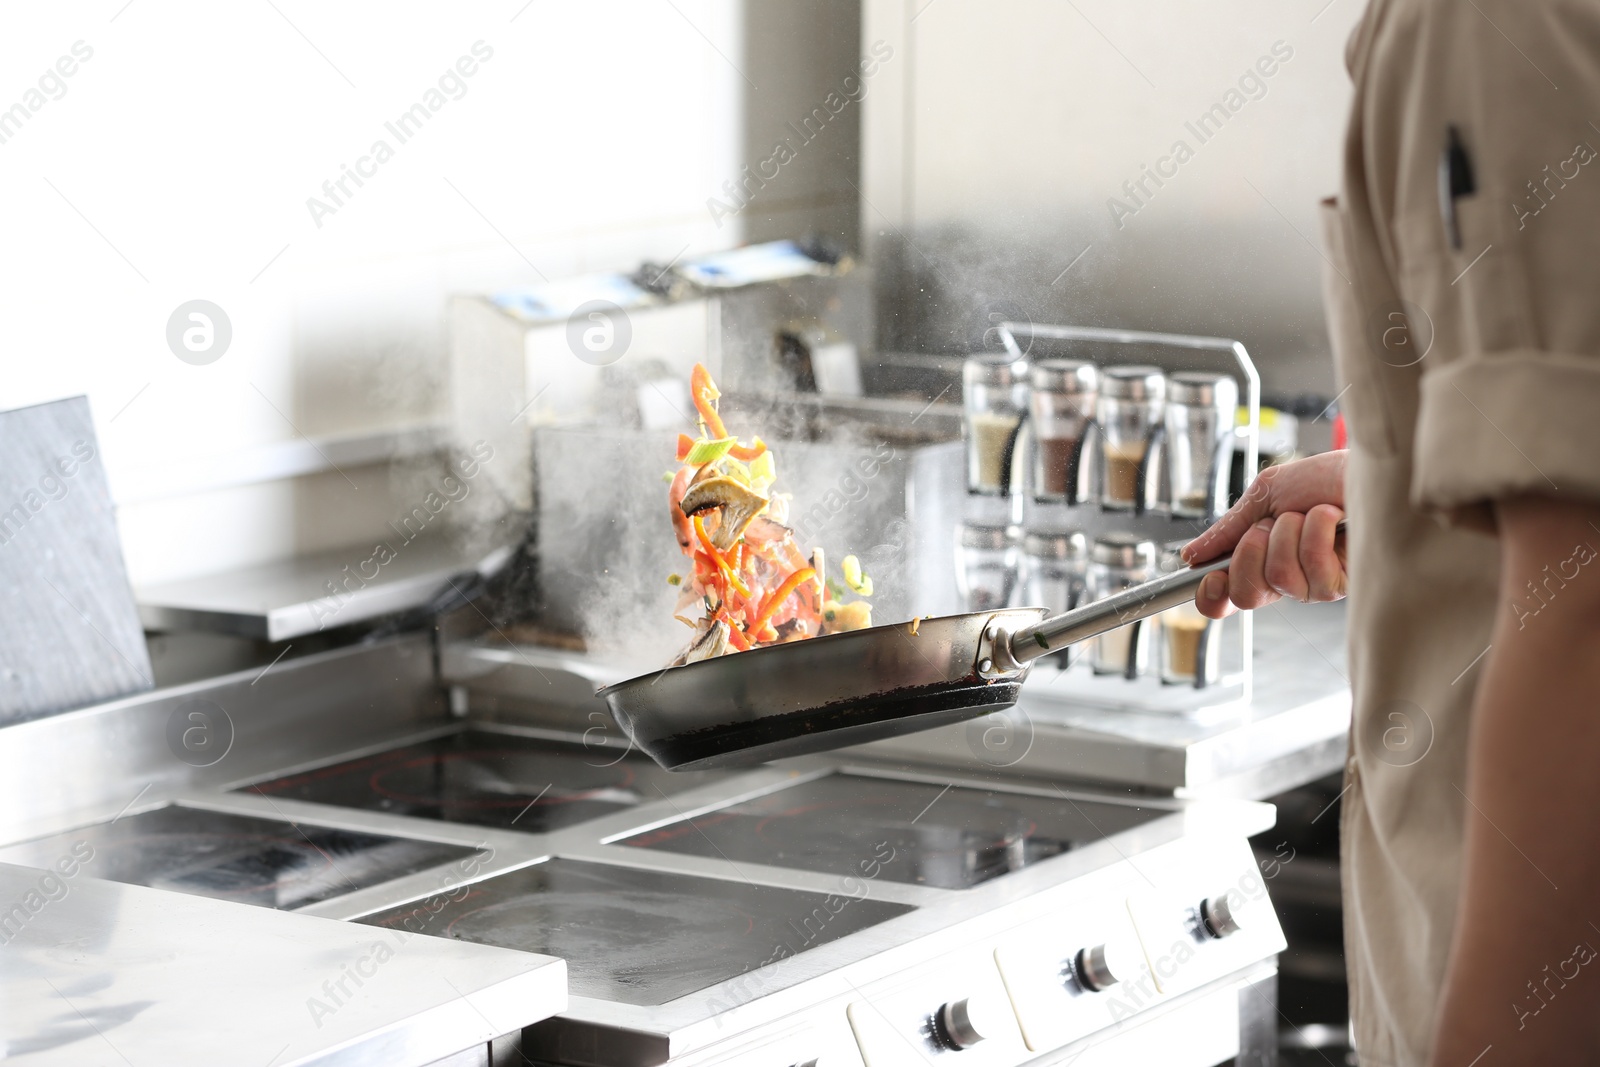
[988,519,1346,673]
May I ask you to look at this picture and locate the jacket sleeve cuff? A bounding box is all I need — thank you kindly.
[1414,351,1600,531]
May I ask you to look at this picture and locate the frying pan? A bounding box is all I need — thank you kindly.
[600,550,1242,771]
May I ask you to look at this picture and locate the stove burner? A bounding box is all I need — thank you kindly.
[357,859,915,1006]
[366,750,638,810]
[621,774,1163,889]
[241,730,725,833]
[0,805,475,910]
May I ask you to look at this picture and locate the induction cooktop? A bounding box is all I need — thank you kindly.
[240,729,727,833]
[355,857,915,1006]
[0,805,474,910]
[618,773,1164,889]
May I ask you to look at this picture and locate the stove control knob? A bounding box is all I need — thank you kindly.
[937,998,987,1050]
[1200,892,1243,939]
[1075,943,1121,991]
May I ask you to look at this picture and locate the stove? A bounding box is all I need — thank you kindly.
[357,857,914,1006]
[1,637,1286,1067]
[617,772,1163,890]
[0,804,475,910]
[243,730,727,833]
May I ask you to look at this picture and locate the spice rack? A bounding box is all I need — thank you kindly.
[961,321,1262,719]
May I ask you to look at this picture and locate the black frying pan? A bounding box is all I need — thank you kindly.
[600,551,1241,771]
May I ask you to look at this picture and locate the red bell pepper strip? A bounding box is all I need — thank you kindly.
[727,437,767,462]
[724,620,752,651]
[752,567,815,633]
[690,364,728,439]
[668,467,693,552]
[676,434,696,462]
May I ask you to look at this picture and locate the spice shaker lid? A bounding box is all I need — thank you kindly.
[963,353,1025,389]
[1091,531,1158,569]
[960,522,1013,551]
[1029,359,1098,394]
[1100,365,1166,401]
[1023,529,1088,560]
[1168,372,1239,408]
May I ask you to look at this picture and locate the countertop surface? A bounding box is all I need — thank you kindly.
[0,860,566,1066]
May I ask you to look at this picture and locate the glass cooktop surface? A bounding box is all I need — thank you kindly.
[356,858,914,1005]
[0,805,473,910]
[240,729,727,833]
[619,773,1165,889]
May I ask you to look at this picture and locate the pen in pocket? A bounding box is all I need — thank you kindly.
[1439,124,1476,250]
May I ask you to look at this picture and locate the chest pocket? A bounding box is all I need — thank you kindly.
[1394,192,1538,365]
[1320,197,1407,457]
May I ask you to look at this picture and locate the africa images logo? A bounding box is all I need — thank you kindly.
[1366,299,1434,368]
[166,300,232,365]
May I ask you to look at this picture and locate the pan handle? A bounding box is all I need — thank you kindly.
[994,553,1234,669]
[990,519,1346,671]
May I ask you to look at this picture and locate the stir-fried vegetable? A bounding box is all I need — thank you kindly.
[666,363,875,664]
[840,554,873,597]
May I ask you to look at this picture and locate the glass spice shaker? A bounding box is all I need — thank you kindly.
[955,521,1019,611]
[1022,530,1089,613]
[1157,540,1223,687]
[1163,372,1239,520]
[962,354,1028,496]
[1085,532,1159,677]
[1095,366,1166,511]
[1022,529,1089,671]
[1028,359,1098,503]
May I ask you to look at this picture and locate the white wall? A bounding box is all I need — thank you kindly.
[0,1,749,585]
[861,0,1369,396]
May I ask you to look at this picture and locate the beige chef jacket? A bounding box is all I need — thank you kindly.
[1323,0,1600,1063]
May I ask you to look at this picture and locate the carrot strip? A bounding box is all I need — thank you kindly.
[752,567,815,633]
[675,434,695,462]
[693,550,725,606]
[725,622,752,651]
[694,515,751,598]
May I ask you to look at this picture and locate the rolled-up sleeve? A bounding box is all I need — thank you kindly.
[1367,0,1600,527]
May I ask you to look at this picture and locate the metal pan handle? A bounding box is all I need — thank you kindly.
[990,520,1346,671]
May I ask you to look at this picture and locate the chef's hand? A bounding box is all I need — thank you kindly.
[1179,450,1348,619]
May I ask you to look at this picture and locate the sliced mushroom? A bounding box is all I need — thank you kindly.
[679,476,769,552]
[669,618,729,666]
[688,462,719,489]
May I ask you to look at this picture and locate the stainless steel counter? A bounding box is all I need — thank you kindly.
[0,860,565,1066]
[0,635,1286,1067]
[135,527,521,641]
